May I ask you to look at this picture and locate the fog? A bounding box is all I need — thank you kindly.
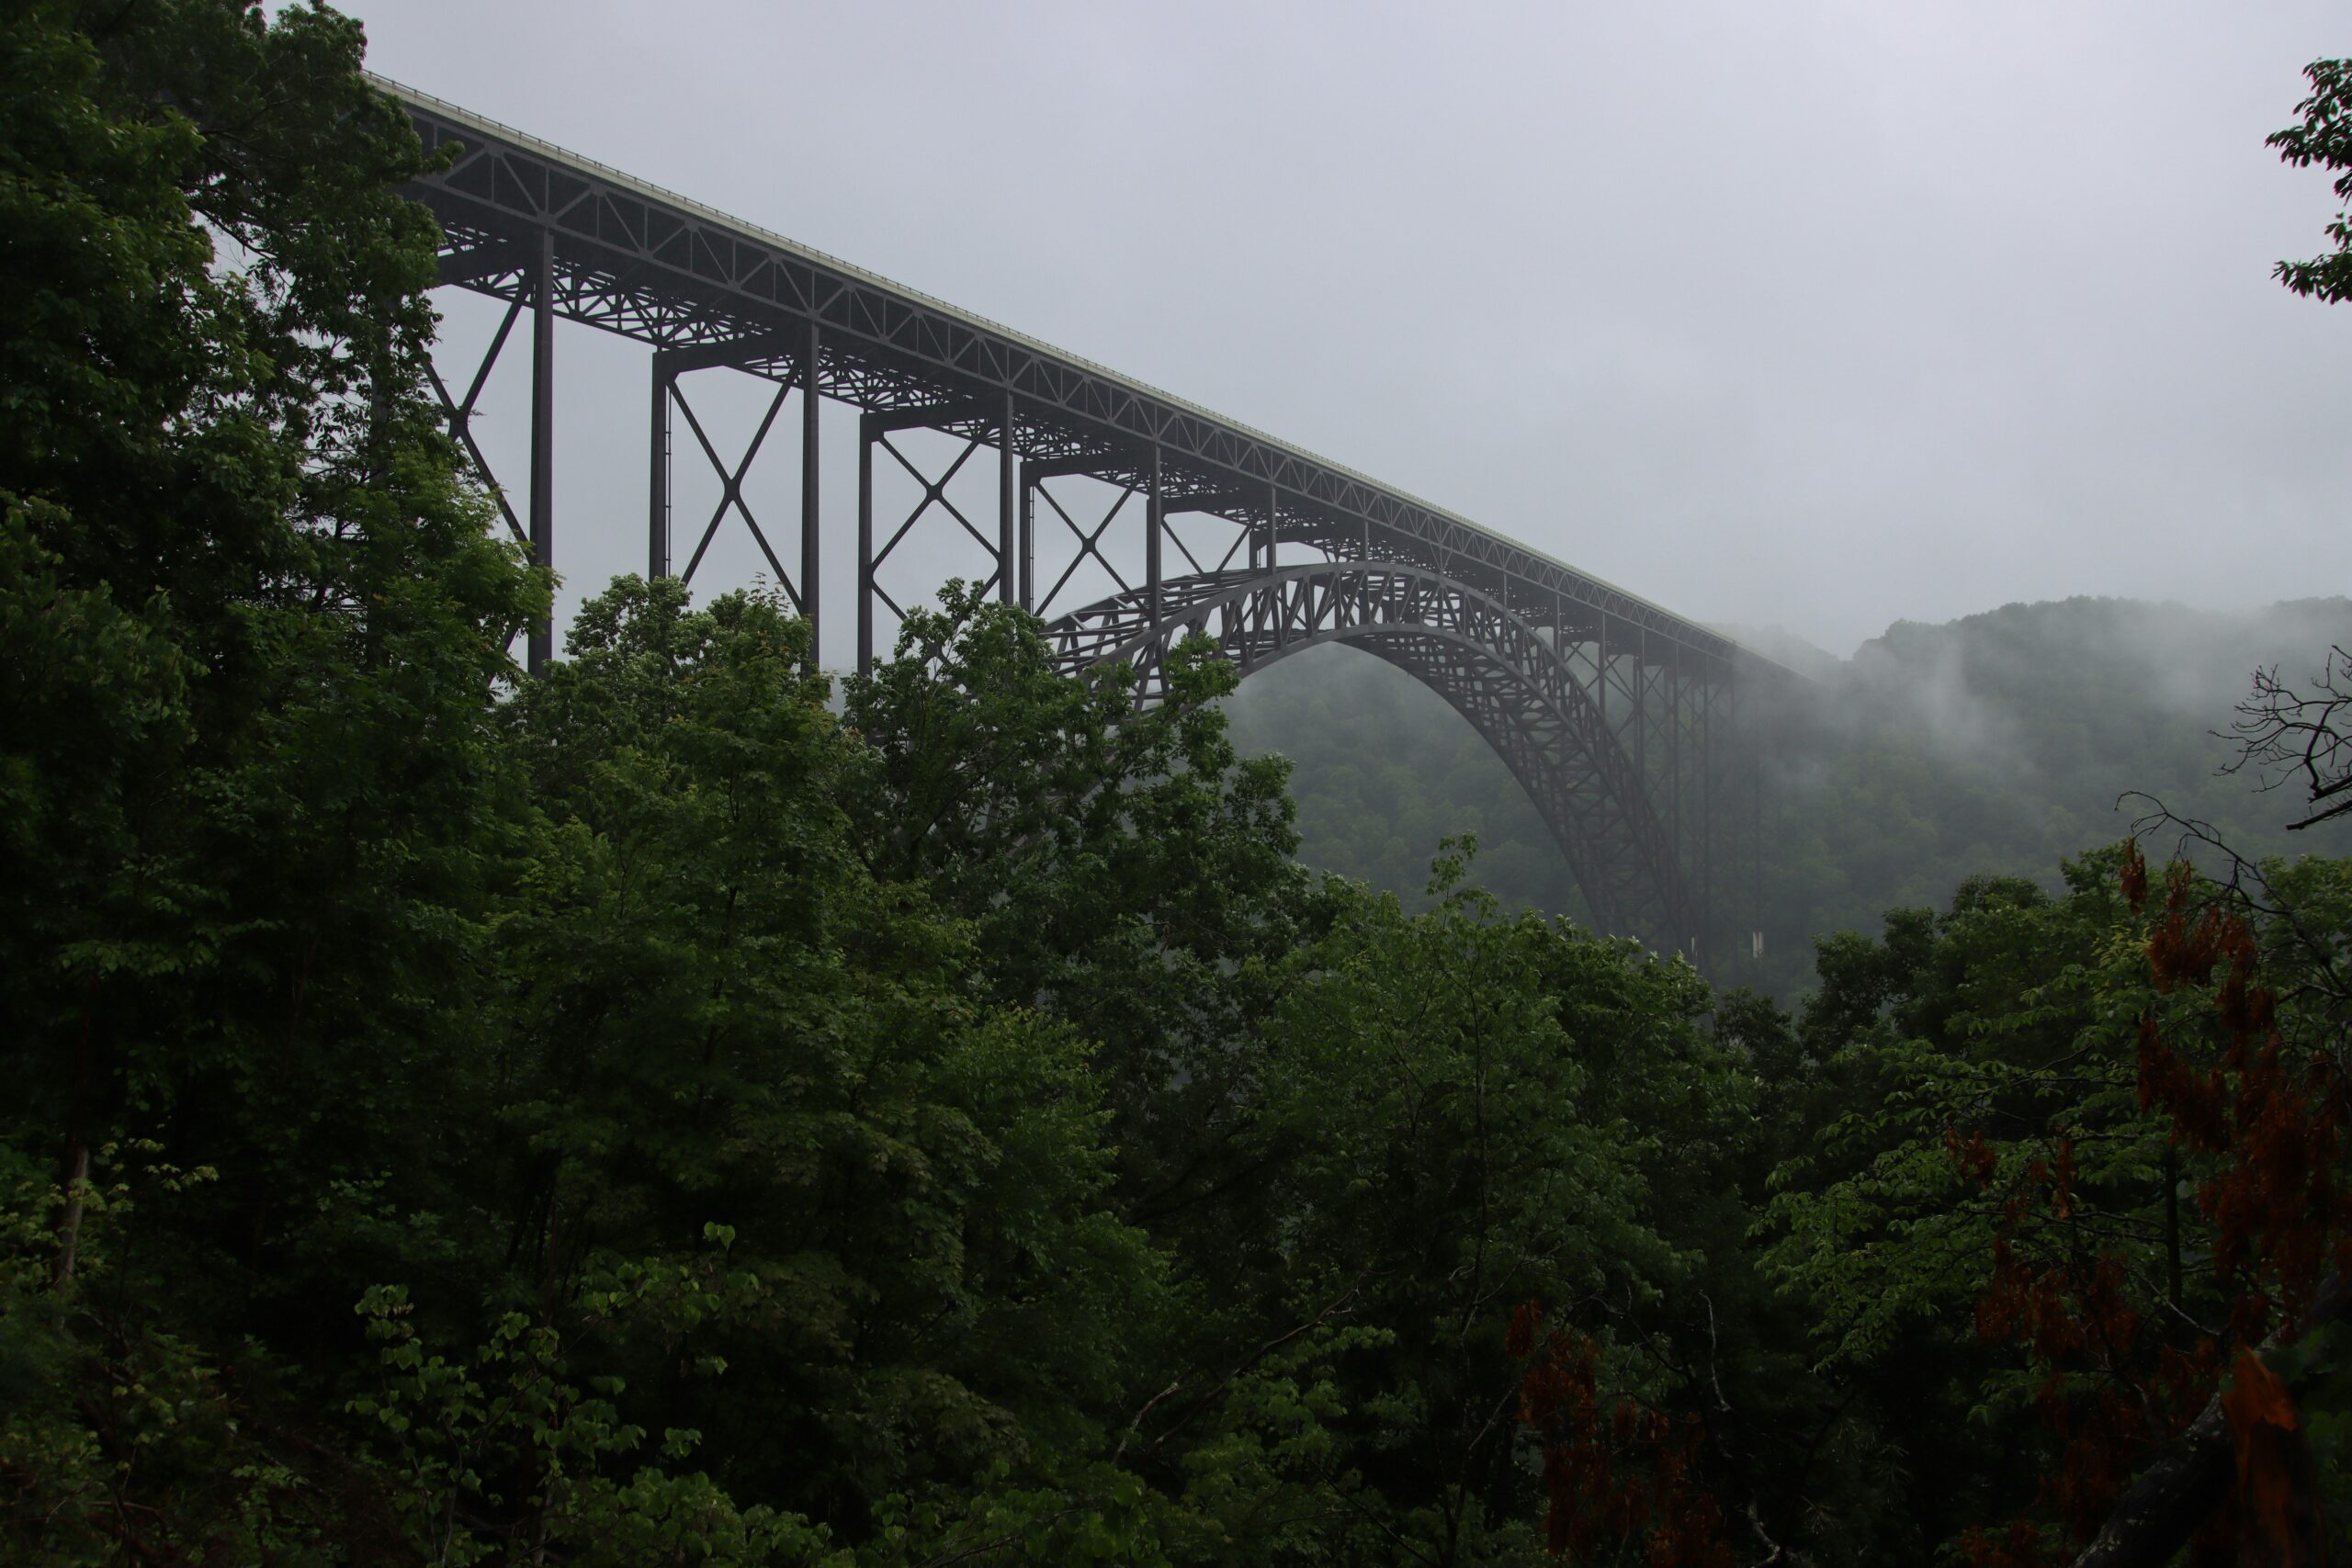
[1217,595,2352,987]
[348,1,2352,666]
[1751,595,2352,795]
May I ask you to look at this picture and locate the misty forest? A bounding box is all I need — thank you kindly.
[11,5,2352,1566]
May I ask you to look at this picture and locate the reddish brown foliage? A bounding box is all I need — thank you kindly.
[1959,844,2352,1556]
[1948,1124,1999,1189]
[1968,1194,2203,1544]
[1510,1301,1730,1564]
[1962,1517,2047,1568]
[2137,853,2352,1335]
[2221,1347,2327,1565]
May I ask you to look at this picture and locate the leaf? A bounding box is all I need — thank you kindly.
[2223,1348,2326,1566]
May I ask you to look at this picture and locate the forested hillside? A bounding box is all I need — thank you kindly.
[6,5,2349,1563]
[1226,597,2352,990]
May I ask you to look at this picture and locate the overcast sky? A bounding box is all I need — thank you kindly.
[353,0,2350,660]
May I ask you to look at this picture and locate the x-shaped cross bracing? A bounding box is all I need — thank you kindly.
[664,367,802,603]
[425,293,530,547]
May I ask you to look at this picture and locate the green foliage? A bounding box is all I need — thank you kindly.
[6,6,2351,1562]
[0,0,541,1359]
[349,1283,842,1565]
[1761,862,2141,1369]
[1229,861,1718,1554]
[846,584,1334,1226]
[2270,58,2352,304]
[1756,848,2352,1556]
[488,577,1164,1532]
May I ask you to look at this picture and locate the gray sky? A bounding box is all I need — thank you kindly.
[353,0,2352,660]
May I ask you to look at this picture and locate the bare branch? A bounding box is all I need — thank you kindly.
[2219,646,2352,829]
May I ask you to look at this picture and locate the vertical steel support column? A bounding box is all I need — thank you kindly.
[856,412,876,676]
[801,319,820,652]
[1146,445,1163,626]
[1596,611,1609,723]
[1731,685,1744,962]
[527,227,556,673]
[1750,676,1765,963]
[998,389,1017,605]
[1634,629,1648,786]
[1267,482,1284,649]
[1700,672,1714,967]
[1017,463,1035,612]
[1668,649,1683,945]
[648,358,671,580]
[1728,674,1751,968]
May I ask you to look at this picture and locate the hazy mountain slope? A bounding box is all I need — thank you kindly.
[1222,596,2352,984]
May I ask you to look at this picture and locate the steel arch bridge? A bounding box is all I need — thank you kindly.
[380,75,1791,957]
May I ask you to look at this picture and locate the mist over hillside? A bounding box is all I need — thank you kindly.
[1223,595,2352,988]
[1710,622,1844,682]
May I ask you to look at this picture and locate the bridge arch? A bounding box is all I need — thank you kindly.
[1045,561,1695,945]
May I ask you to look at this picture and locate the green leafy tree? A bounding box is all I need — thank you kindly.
[843,588,1340,1254]
[1,0,538,1305]
[1127,854,1727,1562]
[1758,843,2352,1563]
[489,578,1164,1540]
[2269,58,2352,303]
[2,3,535,1558]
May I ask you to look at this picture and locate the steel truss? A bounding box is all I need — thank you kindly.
[383,73,1783,956]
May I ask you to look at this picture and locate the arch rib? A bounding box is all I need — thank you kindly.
[1045,563,1697,946]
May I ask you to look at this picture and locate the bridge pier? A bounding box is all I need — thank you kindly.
[527,227,556,674]
[1146,445,1163,629]
[856,412,873,674]
[803,321,821,649]
[999,390,1017,607]
[648,357,672,581]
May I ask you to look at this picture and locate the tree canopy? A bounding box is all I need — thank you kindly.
[4,6,2348,1563]
[2269,58,2352,305]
